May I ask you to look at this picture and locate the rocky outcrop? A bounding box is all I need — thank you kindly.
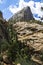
[0,11,43,65]
[9,6,34,23]
[13,21,43,65]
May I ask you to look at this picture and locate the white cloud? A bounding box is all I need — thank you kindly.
[9,0,26,14]
[9,0,43,20]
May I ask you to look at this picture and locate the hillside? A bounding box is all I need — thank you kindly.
[0,7,43,65]
[8,6,43,64]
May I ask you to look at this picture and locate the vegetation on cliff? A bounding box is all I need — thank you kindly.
[0,10,43,65]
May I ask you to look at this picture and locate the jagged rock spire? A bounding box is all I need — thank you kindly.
[9,6,34,23]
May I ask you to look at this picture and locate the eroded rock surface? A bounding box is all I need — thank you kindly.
[13,21,43,65]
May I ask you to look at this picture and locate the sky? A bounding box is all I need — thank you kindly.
[0,0,43,20]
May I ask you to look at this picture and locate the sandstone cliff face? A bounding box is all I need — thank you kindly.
[13,21,43,65]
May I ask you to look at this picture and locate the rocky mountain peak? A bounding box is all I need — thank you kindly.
[9,6,34,23]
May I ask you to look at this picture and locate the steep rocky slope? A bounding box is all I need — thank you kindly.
[8,6,43,64]
[9,6,34,24]
[0,7,43,65]
[13,21,43,65]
